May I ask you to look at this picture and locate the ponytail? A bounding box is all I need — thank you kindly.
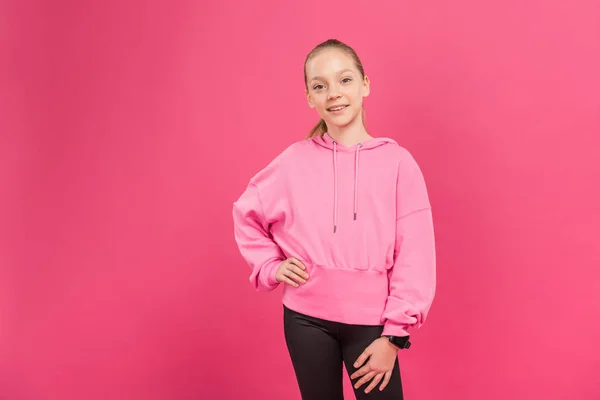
[306,119,327,139]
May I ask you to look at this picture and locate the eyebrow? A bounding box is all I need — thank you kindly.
[309,69,355,83]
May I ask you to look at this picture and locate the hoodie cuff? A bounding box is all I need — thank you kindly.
[381,322,410,337]
[260,258,283,288]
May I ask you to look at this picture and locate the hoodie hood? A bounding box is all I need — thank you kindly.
[311,132,398,233]
[312,132,398,152]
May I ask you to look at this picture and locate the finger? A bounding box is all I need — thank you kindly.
[288,258,307,271]
[285,266,308,282]
[354,370,375,389]
[283,269,307,284]
[364,373,383,394]
[350,365,370,380]
[353,350,372,368]
[379,371,392,391]
[289,264,309,280]
[280,275,299,287]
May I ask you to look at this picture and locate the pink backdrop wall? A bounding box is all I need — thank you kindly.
[1,1,599,399]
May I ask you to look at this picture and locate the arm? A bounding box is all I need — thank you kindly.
[232,181,285,292]
[381,151,436,337]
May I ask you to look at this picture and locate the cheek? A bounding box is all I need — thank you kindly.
[315,98,328,111]
[349,87,362,101]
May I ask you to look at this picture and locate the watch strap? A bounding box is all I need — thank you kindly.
[386,335,411,349]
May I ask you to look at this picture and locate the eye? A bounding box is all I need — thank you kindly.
[342,78,352,83]
[313,84,324,90]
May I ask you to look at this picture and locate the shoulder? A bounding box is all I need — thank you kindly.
[389,143,429,187]
[395,145,420,166]
[282,137,317,155]
[374,140,427,180]
[248,138,310,187]
[263,137,317,167]
[265,137,312,165]
[373,138,421,166]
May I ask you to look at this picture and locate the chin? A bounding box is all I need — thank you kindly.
[326,113,359,129]
[328,119,352,129]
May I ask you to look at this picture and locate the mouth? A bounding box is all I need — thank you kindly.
[327,105,349,112]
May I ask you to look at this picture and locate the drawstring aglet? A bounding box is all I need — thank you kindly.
[354,212,357,220]
[334,225,337,233]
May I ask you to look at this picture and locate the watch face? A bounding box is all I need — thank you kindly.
[389,336,410,348]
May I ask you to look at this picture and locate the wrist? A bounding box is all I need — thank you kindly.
[263,259,283,286]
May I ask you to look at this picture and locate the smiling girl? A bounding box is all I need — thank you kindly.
[233,38,436,399]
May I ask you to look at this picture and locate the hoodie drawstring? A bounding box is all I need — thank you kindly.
[332,140,362,233]
[354,143,361,220]
[333,141,338,233]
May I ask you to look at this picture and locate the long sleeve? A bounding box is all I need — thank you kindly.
[381,150,436,337]
[232,181,286,292]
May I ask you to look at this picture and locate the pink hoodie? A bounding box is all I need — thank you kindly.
[232,132,436,337]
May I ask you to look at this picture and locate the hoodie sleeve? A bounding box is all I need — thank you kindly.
[232,180,286,292]
[381,149,436,337]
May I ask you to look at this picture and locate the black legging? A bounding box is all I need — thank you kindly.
[283,304,404,399]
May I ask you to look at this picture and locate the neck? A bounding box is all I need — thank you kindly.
[326,114,372,147]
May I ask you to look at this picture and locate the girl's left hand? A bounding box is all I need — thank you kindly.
[350,337,398,394]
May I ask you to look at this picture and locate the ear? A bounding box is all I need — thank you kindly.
[306,90,315,108]
[362,75,371,98]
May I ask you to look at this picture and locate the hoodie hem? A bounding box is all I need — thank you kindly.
[281,262,390,326]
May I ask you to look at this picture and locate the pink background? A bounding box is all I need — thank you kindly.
[1,0,599,399]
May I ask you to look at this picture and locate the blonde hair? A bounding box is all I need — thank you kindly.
[304,39,367,139]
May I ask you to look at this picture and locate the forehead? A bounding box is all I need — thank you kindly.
[306,48,357,81]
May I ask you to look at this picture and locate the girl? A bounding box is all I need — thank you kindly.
[232,39,436,400]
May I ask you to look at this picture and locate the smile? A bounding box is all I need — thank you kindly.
[327,105,349,112]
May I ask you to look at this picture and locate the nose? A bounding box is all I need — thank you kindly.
[327,83,342,100]
[327,91,341,100]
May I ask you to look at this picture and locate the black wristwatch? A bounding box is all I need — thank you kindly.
[385,335,411,349]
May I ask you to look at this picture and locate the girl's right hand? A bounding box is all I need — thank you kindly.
[276,257,309,287]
